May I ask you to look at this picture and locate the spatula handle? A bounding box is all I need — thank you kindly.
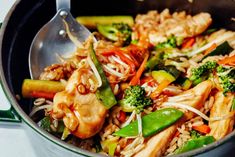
[56,0,70,11]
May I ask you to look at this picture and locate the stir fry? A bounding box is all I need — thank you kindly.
[22,9,235,157]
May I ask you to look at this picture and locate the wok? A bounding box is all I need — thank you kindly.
[0,0,235,157]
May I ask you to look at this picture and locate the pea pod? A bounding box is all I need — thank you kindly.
[175,136,215,154]
[113,108,183,137]
[89,45,117,109]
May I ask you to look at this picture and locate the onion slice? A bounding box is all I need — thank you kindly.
[29,105,52,117]
[87,54,102,87]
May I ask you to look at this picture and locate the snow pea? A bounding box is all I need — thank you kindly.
[175,136,215,154]
[89,45,117,109]
[113,108,183,137]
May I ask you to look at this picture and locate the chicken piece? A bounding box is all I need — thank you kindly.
[134,80,213,157]
[209,92,235,140]
[166,13,212,38]
[51,69,107,139]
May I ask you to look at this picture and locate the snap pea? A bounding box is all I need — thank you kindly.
[89,45,117,109]
[175,136,215,154]
[113,108,183,137]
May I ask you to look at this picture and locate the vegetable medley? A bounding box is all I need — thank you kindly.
[22,9,235,157]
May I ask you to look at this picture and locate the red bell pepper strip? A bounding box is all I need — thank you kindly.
[182,37,195,49]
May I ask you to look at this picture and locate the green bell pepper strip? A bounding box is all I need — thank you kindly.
[89,45,117,109]
[175,136,215,154]
[113,108,183,137]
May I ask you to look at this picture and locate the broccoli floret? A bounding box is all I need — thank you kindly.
[155,36,177,49]
[190,130,201,139]
[97,23,132,46]
[216,65,235,94]
[189,61,217,85]
[122,85,152,113]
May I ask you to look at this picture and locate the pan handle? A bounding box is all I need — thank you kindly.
[0,22,20,123]
[0,84,21,123]
[56,0,70,12]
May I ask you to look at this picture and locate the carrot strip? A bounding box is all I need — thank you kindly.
[218,55,235,66]
[204,43,217,55]
[192,124,211,134]
[182,37,195,49]
[31,91,55,99]
[129,53,149,86]
[150,79,171,99]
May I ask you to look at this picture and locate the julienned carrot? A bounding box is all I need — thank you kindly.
[102,50,136,72]
[150,79,171,98]
[218,55,235,66]
[192,124,211,134]
[182,37,195,49]
[204,43,217,55]
[31,91,55,100]
[129,53,149,86]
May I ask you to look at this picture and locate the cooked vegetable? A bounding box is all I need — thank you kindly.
[152,70,176,84]
[176,77,192,90]
[101,139,118,156]
[231,98,235,111]
[129,53,149,86]
[192,124,211,134]
[22,79,65,99]
[175,136,215,154]
[216,65,235,94]
[39,117,51,132]
[203,43,217,55]
[155,36,177,49]
[76,16,134,28]
[146,52,164,70]
[188,31,235,57]
[189,61,217,85]
[61,127,71,140]
[114,108,183,137]
[89,45,117,108]
[190,130,202,139]
[203,41,233,59]
[150,79,171,98]
[39,117,65,134]
[155,65,181,79]
[97,23,132,45]
[182,37,195,49]
[218,54,235,66]
[120,85,152,113]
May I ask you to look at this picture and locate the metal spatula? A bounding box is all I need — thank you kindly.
[29,0,93,79]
